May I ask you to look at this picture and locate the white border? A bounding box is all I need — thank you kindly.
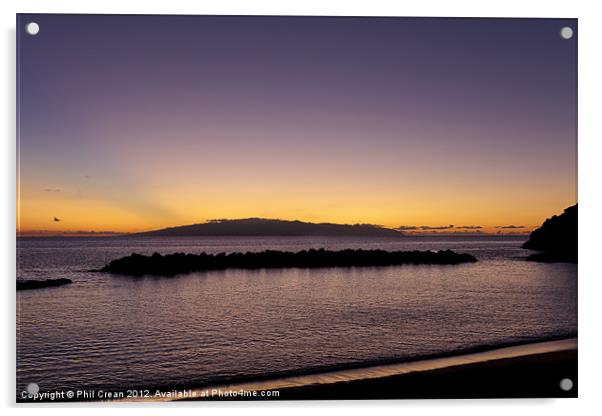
[3,1,601,415]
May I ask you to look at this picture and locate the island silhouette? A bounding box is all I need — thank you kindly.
[129,218,404,238]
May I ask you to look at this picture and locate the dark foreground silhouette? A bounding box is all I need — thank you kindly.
[130,218,404,238]
[99,249,477,276]
[523,204,577,263]
[17,278,72,291]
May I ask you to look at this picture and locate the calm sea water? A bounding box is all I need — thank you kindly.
[16,236,577,395]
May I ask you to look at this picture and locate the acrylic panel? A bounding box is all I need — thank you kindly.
[16,14,577,402]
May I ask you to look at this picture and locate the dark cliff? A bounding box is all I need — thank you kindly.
[522,204,577,263]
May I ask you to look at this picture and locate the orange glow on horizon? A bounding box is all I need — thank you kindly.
[17,177,574,236]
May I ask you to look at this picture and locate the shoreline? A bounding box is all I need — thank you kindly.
[17,337,577,402]
[177,338,577,401]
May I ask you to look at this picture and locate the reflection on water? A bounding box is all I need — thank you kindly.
[16,236,577,394]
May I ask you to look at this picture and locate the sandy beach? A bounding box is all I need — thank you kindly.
[181,338,577,401]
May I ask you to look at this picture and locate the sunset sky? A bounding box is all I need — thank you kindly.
[17,15,577,235]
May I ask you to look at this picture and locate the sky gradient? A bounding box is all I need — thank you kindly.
[17,15,577,234]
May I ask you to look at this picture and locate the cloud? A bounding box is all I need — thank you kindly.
[397,225,419,230]
[495,225,525,229]
[44,188,61,193]
[456,225,483,229]
[398,225,454,230]
[17,230,123,237]
[419,225,454,230]
[62,230,121,235]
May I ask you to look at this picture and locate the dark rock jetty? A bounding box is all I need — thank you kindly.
[17,278,73,291]
[99,248,478,276]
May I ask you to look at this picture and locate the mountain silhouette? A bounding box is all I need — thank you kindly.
[522,204,577,263]
[130,218,404,238]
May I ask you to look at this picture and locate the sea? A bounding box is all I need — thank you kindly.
[16,235,577,398]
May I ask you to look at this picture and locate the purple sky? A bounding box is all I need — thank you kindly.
[17,15,577,232]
